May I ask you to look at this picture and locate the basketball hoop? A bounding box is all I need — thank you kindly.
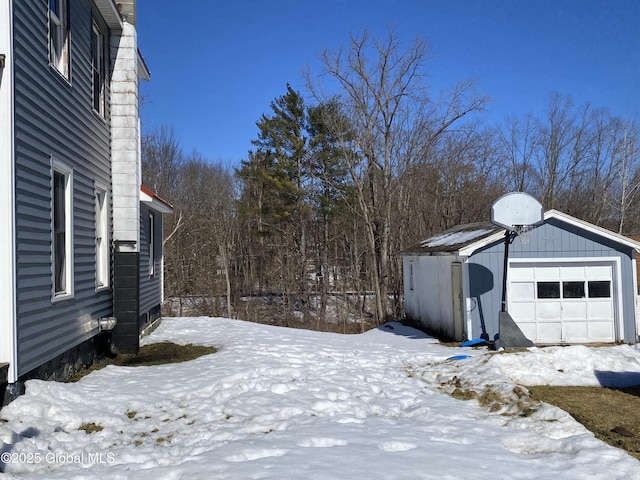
[513,224,536,245]
[490,192,545,349]
[491,192,545,232]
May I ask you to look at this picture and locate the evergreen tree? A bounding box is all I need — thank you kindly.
[237,85,312,321]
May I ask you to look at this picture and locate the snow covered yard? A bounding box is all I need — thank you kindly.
[1,317,640,479]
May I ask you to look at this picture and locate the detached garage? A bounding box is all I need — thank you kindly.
[400,210,640,345]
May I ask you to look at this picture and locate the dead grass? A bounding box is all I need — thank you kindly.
[529,385,640,460]
[440,370,640,459]
[67,342,217,382]
[78,422,103,434]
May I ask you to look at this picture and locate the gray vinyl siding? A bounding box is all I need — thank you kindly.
[467,219,637,341]
[13,1,113,375]
[139,204,163,316]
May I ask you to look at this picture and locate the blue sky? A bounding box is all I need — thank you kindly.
[136,0,640,167]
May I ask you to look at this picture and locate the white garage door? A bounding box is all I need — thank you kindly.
[509,261,616,343]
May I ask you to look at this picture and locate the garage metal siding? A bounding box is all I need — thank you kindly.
[403,255,458,339]
[468,220,637,342]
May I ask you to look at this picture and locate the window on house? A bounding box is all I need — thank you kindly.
[91,20,105,115]
[149,212,155,277]
[95,186,109,288]
[52,162,73,298]
[49,0,70,79]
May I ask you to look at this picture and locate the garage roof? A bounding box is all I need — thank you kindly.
[400,210,640,257]
[399,222,503,255]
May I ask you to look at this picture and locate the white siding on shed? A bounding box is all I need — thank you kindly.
[404,255,460,339]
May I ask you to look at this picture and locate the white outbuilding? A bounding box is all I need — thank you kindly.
[400,210,640,345]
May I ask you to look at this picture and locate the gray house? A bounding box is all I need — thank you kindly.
[400,210,640,345]
[0,0,171,402]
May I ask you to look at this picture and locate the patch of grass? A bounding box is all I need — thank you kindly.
[529,385,640,460]
[114,342,217,367]
[478,387,506,412]
[451,387,478,401]
[67,342,217,382]
[78,422,103,434]
[126,410,137,419]
[156,434,173,444]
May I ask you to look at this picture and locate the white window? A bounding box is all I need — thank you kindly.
[91,20,105,115]
[95,185,109,288]
[52,161,73,298]
[148,212,155,277]
[49,0,70,79]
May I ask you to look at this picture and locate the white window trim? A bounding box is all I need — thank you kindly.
[149,212,155,277]
[49,0,70,80]
[95,182,110,290]
[51,158,74,301]
[91,19,105,117]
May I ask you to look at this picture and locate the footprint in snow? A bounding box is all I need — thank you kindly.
[378,441,418,452]
[297,438,348,448]
[270,383,296,395]
[224,449,289,462]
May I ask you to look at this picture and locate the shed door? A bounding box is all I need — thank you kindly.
[509,262,616,343]
[451,262,464,341]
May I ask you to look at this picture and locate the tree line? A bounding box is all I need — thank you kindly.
[142,31,640,328]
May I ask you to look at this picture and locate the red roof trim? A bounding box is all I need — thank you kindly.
[140,185,173,212]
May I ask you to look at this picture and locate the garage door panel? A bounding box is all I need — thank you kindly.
[510,267,535,281]
[563,321,588,342]
[511,282,535,301]
[537,322,562,343]
[562,265,586,279]
[586,265,611,279]
[517,322,537,340]
[536,266,561,281]
[588,321,614,341]
[511,302,536,321]
[563,301,587,320]
[587,301,613,321]
[536,302,561,320]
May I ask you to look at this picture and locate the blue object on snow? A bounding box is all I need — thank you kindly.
[447,355,471,361]
[461,338,485,347]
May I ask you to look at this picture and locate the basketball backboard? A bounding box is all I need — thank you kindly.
[490,192,544,230]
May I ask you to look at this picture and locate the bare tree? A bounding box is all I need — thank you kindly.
[497,114,538,193]
[535,93,577,209]
[142,125,184,200]
[612,121,640,234]
[307,29,489,322]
